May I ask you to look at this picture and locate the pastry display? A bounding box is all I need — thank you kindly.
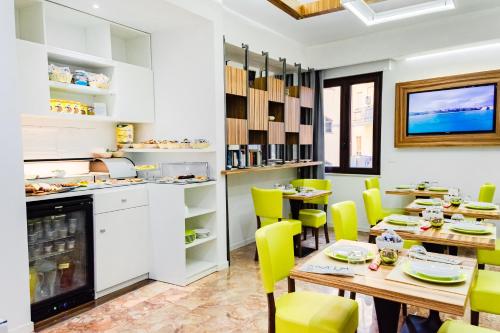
[142,139,159,148]
[179,138,191,149]
[25,183,62,195]
[191,139,210,149]
[158,140,180,149]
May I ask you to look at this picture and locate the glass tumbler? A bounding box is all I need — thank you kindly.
[347,250,366,275]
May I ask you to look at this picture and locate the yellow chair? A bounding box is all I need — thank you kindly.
[471,270,500,326]
[363,188,421,249]
[364,177,380,190]
[438,320,498,333]
[331,201,358,242]
[255,222,358,333]
[479,183,496,203]
[251,187,303,259]
[476,183,497,269]
[291,179,330,250]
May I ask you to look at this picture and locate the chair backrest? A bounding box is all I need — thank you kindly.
[478,183,496,203]
[363,188,384,226]
[365,177,380,190]
[291,179,331,205]
[331,201,358,241]
[251,187,283,219]
[255,222,295,294]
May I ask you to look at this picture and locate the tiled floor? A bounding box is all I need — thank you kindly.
[41,231,500,333]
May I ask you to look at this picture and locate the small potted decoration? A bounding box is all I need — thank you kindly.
[423,206,444,228]
[376,230,403,265]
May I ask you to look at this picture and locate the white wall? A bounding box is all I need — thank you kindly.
[0,0,32,332]
[323,46,500,232]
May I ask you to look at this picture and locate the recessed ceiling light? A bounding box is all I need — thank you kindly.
[92,4,100,9]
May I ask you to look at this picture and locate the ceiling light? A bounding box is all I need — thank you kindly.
[92,3,100,9]
[342,0,455,26]
[405,42,500,61]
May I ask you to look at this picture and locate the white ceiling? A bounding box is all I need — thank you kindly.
[221,0,500,46]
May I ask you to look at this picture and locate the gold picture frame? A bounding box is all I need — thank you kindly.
[395,69,500,147]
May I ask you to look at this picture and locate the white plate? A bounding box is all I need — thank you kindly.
[465,202,497,209]
[411,261,461,279]
[331,245,369,258]
[450,222,488,232]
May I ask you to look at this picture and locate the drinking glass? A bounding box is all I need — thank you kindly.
[347,250,366,275]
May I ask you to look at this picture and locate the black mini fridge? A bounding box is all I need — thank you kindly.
[26,196,94,323]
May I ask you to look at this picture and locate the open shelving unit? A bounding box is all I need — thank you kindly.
[15,0,155,124]
[224,42,316,171]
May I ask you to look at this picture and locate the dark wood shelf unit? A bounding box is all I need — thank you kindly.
[226,94,247,119]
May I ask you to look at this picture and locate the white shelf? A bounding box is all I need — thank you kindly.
[185,207,216,219]
[121,148,215,153]
[186,259,217,282]
[47,45,113,68]
[21,113,118,123]
[49,80,111,96]
[185,235,216,249]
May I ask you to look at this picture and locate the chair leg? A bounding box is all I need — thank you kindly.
[297,235,302,257]
[303,227,307,240]
[368,234,376,244]
[338,289,345,297]
[254,247,258,261]
[478,263,485,270]
[350,292,356,300]
[323,223,330,243]
[471,310,479,326]
[314,228,319,250]
[402,304,407,317]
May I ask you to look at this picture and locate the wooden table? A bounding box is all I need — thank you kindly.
[284,190,332,257]
[405,200,500,220]
[290,240,477,333]
[371,220,496,250]
[386,189,448,198]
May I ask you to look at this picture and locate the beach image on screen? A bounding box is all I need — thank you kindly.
[407,84,496,135]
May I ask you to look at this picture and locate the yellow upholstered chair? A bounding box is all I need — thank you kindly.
[363,188,421,249]
[364,177,380,190]
[438,320,498,333]
[471,270,500,326]
[255,222,359,333]
[291,179,330,250]
[476,183,498,269]
[331,201,358,242]
[251,187,302,259]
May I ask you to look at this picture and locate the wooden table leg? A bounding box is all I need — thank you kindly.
[374,297,401,333]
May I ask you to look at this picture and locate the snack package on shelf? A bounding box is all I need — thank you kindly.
[48,64,72,83]
[73,70,88,86]
[49,99,89,115]
[87,72,110,89]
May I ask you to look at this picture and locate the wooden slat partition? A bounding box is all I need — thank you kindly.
[285,96,300,133]
[288,86,300,98]
[225,66,247,96]
[300,87,314,108]
[226,118,248,145]
[299,124,313,144]
[268,122,285,144]
[268,77,285,103]
[248,88,269,130]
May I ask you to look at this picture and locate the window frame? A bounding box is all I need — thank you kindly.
[323,71,383,175]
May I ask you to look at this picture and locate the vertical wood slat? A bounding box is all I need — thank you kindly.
[268,122,285,144]
[226,118,248,145]
[253,77,284,103]
[248,88,269,130]
[225,66,247,96]
[299,124,313,144]
[300,86,314,108]
[285,96,300,133]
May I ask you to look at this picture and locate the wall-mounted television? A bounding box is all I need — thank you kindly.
[395,69,500,147]
[407,84,497,136]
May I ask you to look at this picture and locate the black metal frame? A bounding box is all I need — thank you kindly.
[323,71,383,175]
[27,196,95,323]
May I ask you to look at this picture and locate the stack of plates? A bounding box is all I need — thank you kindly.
[428,186,448,192]
[464,202,498,211]
[403,261,466,284]
[415,199,441,206]
[386,214,420,226]
[450,222,492,235]
[323,244,375,262]
[396,185,414,189]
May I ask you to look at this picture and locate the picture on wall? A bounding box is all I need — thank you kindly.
[407,84,497,136]
[395,69,500,147]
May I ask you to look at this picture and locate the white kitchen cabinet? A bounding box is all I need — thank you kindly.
[16,39,50,115]
[112,61,155,123]
[94,205,150,293]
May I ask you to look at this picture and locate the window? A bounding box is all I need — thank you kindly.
[323,72,382,175]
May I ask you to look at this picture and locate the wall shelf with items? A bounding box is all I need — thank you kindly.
[14,0,155,124]
[121,148,216,153]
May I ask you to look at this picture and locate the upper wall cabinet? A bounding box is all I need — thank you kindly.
[14,0,154,123]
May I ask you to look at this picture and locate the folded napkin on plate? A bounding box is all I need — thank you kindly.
[410,252,462,265]
[299,264,354,277]
[380,224,419,233]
